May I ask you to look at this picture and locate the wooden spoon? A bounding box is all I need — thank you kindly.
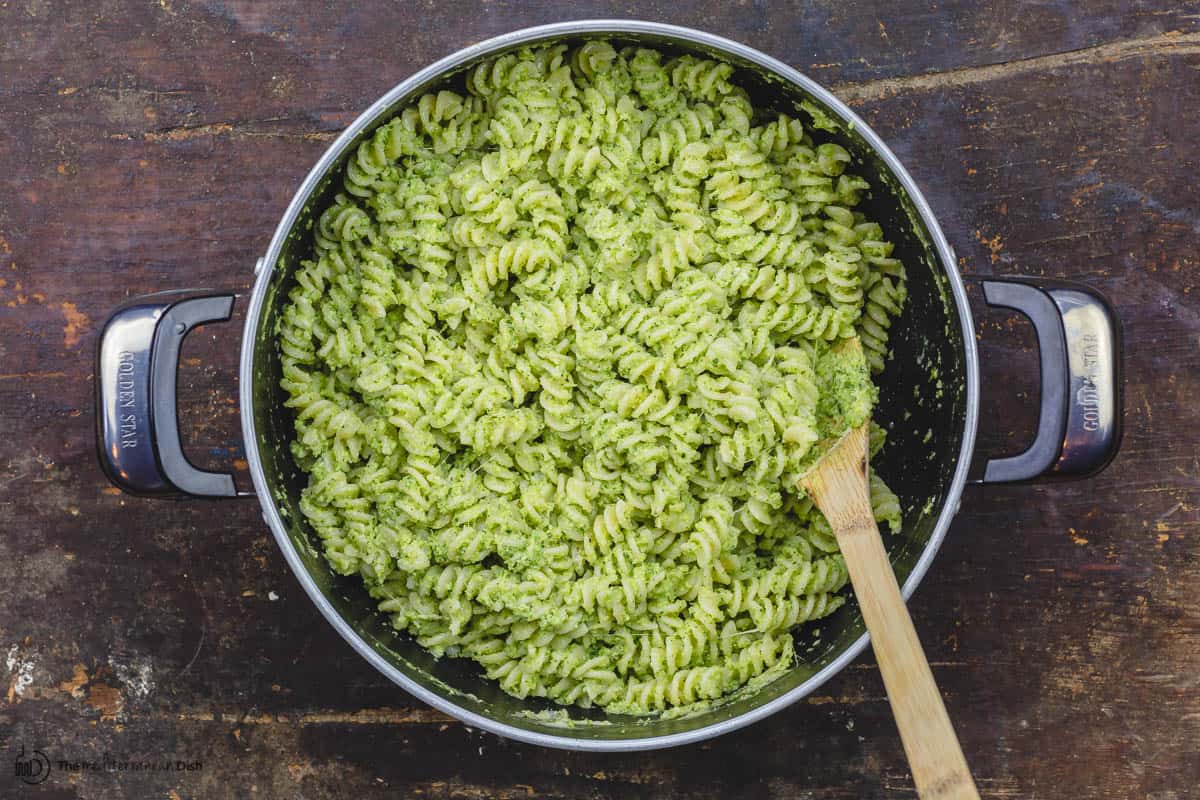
[800,342,979,800]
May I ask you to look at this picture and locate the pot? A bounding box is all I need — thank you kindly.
[95,20,1121,751]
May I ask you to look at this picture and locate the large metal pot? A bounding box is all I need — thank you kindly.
[95,20,1121,751]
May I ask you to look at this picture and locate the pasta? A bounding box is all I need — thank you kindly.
[278,41,908,715]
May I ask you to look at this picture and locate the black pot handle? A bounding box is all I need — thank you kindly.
[96,291,245,497]
[979,278,1121,483]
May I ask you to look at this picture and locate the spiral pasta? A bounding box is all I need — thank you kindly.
[279,42,908,716]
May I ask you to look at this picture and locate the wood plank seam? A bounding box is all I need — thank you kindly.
[835,30,1200,101]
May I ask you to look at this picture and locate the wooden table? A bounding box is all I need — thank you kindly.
[2,2,1197,797]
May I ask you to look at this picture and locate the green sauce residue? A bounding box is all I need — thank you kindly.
[800,100,841,134]
[277,41,908,716]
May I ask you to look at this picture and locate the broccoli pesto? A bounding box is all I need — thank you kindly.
[279,41,907,716]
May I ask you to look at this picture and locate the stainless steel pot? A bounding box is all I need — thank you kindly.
[95,20,1121,751]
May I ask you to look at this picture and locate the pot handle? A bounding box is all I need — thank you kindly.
[979,278,1121,483]
[95,291,244,497]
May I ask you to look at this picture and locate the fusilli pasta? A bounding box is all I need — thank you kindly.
[279,42,908,715]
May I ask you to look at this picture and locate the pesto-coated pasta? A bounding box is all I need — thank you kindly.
[279,41,908,715]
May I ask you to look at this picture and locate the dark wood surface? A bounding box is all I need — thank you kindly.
[2,2,1198,797]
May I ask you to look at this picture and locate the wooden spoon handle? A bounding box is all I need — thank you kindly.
[837,522,980,800]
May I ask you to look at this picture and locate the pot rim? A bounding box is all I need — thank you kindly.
[239,19,981,752]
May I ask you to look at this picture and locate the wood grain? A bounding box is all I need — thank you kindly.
[802,424,979,800]
[1,1,1197,798]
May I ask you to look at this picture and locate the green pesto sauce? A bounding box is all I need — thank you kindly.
[277,41,909,719]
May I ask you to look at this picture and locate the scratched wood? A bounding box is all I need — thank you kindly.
[1,1,1198,798]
